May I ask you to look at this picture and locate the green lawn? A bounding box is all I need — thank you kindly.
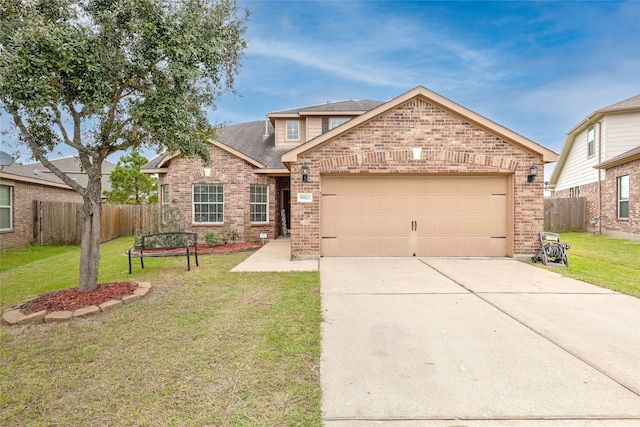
[0,237,322,426]
[533,232,640,298]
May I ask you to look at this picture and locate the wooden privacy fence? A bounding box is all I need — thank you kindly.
[544,197,587,232]
[34,201,157,245]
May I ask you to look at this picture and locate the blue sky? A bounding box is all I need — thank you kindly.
[2,0,639,180]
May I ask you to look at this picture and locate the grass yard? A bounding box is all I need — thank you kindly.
[534,232,640,298]
[0,237,322,426]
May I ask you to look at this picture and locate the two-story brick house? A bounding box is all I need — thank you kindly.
[547,94,640,240]
[144,86,558,259]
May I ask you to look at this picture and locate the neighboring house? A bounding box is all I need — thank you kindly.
[547,94,640,240]
[145,86,557,259]
[0,156,115,249]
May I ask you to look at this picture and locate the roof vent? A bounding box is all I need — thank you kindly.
[264,117,269,137]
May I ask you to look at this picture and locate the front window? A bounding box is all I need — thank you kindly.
[322,117,350,134]
[286,120,299,140]
[330,117,350,129]
[618,175,629,219]
[250,184,268,223]
[161,184,170,221]
[587,127,595,158]
[193,184,223,223]
[0,185,12,230]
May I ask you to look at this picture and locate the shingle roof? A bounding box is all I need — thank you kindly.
[216,120,288,169]
[270,100,384,115]
[1,156,115,191]
[598,94,640,113]
[143,99,387,171]
[143,120,289,170]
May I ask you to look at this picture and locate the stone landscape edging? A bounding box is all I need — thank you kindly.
[1,281,152,326]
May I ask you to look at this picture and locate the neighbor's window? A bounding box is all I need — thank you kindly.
[286,120,299,140]
[569,186,580,198]
[250,184,268,223]
[618,175,629,219]
[587,126,595,157]
[193,184,223,223]
[0,185,12,230]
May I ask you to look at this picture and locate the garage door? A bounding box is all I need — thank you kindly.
[321,175,510,257]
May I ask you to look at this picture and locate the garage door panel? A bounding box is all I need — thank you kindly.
[321,176,509,257]
[323,237,410,257]
[324,216,410,236]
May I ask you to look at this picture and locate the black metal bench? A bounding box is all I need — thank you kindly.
[128,232,199,274]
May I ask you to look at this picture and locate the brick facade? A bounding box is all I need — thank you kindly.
[290,97,543,258]
[0,180,82,250]
[159,144,282,243]
[601,159,639,239]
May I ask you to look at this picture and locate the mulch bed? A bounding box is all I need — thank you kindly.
[22,282,135,315]
[20,242,262,315]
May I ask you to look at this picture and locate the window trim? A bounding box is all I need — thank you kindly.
[250,184,269,224]
[618,175,629,219]
[192,184,224,224]
[286,120,300,141]
[587,126,595,158]
[0,184,12,231]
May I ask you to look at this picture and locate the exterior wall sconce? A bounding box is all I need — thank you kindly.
[203,167,211,177]
[301,162,309,183]
[527,163,538,183]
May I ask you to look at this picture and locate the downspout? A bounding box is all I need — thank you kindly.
[597,120,603,234]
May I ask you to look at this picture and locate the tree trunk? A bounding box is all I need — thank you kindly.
[78,173,103,292]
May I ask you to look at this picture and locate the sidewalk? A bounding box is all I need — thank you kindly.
[231,237,318,272]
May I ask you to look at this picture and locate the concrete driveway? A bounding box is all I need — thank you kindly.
[320,257,640,426]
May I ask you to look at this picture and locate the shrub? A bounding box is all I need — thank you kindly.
[221,224,240,244]
[204,231,224,247]
[133,203,186,246]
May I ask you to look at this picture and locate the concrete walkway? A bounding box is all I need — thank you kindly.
[321,257,640,426]
[231,237,318,272]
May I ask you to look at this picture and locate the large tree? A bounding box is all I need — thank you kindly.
[0,0,248,291]
[104,150,158,204]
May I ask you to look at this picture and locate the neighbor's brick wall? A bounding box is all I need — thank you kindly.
[290,97,544,258]
[554,181,599,225]
[600,159,639,237]
[159,145,280,243]
[0,180,82,250]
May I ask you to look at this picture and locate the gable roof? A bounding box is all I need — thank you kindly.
[147,120,291,172]
[0,156,115,191]
[282,86,558,165]
[548,93,640,188]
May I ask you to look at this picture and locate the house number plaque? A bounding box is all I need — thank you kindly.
[297,193,313,203]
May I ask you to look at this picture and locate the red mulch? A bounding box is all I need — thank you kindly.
[20,242,261,315]
[191,242,262,254]
[23,282,135,315]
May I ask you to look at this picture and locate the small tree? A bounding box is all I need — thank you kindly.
[0,0,248,291]
[105,151,158,204]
